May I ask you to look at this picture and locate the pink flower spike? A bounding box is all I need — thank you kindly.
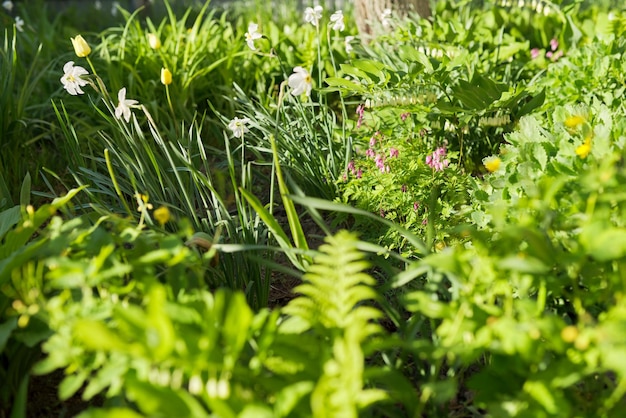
[413,202,419,211]
[401,112,410,121]
[369,136,376,147]
[389,147,399,158]
[356,169,362,179]
[366,148,375,158]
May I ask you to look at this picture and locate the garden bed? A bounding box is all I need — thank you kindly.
[2,0,626,417]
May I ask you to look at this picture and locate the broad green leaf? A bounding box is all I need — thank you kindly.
[59,371,89,401]
[126,377,192,417]
[19,172,31,207]
[516,89,545,118]
[75,408,144,418]
[0,317,18,352]
[274,381,314,417]
[351,59,389,83]
[523,380,559,414]
[584,227,626,261]
[402,291,451,318]
[398,45,431,73]
[324,77,367,93]
[497,255,549,274]
[239,404,274,418]
[0,205,20,240]
[73,319,128,352]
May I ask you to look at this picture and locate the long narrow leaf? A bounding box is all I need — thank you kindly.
[289,195,428,255]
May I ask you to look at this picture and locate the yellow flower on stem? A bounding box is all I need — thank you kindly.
[71,35,91,58]
[483,155,501,173]
[161,68,172,85]
[135,193,153,212]
[153,206,172,226]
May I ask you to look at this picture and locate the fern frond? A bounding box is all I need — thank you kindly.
[283,230,383,336]
[282,230,388,416]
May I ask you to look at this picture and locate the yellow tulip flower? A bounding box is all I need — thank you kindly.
[71,35,91,58]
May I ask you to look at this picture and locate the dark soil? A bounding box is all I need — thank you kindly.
[24,370,104,418]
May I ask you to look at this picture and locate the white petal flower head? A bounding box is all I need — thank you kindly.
[111,1,119,16]
[344,35,355,54]
[245,22,262,51]
[115,87,139,123]
[288,66,312,97]
[330,10,345,32]
[381,8,392,28]
[228,117,250,138]
[60,61,89,96]
[2,1,13,12]
[304,5,323,27]
[15,16,24,32]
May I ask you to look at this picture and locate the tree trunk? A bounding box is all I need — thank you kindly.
[353,0,431,38]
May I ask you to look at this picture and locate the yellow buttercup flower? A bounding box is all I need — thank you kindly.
[71,35,91,58]
[483,155,501,173]
[575,140,591,159]
[161,68,172,85]
[564,115,586,129]
[153,206,172,226]
[147,33,161,49]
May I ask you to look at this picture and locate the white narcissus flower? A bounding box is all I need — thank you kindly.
[288,66,312,97]
[2,1,13,12]
[245,22,262,51]
[330,10,345,32]
[228,117,250,138]
[304,5,323,27]
[15,16,24,32]
[115,87,139,123]
[60,61,89,96]
[344,35,355,54]
[381,8,392,28]
[111,1,119,16]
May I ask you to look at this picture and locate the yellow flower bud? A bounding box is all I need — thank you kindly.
[161,68,172,86]
[483,156,501,173]
[71,35,91,58]
[147,33,161,50]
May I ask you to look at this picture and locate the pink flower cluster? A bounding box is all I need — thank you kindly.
[356,104,365,128]
[531,38,563,61]
[425,146,449,171]
[346,159,362,179]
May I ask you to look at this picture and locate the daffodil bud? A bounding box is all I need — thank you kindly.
[147,33,161,49]
[161,68,172,85]
[71,35,91,58]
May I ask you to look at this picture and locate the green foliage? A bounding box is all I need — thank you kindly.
[8,212,387,417]
[5,0,626,416]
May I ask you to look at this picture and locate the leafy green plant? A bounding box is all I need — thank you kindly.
[0,182,83,418]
